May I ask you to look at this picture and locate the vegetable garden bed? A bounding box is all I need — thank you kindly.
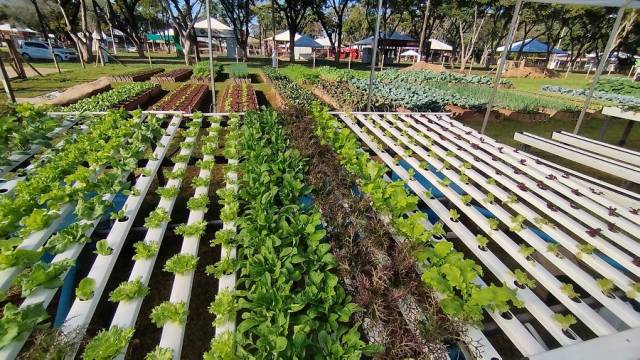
[63,82,157,112]
[118,84,163,111]
[191,61,223,84]
[217,79,258,112]
[151,68,194,83]
[150,83,208,113]
[111,67,165,82]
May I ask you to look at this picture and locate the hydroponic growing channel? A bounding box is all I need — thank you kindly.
[1,107,639,360]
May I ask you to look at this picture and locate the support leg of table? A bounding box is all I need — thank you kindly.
[618,120,635,146]
[598,117,611,141]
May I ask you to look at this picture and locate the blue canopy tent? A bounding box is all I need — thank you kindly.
[496,38,568,54]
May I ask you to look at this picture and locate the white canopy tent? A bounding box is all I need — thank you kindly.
[428,39,452,51]
[264,31,322,60]
[481,0,640,135]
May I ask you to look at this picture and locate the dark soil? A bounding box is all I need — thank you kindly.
[280,108,465,359]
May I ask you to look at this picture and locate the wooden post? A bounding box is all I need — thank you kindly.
[0,55,15,102]
[348,52,351,69]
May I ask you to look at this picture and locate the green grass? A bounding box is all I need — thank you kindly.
[4,63,186,98]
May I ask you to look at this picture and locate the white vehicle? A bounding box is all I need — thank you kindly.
[19,41,78,61]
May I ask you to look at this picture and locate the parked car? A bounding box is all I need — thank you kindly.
[19,41,78,62]
[125,43,138,52]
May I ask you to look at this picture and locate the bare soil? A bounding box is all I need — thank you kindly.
[401,61,447,72]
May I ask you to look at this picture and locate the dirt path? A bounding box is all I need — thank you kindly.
[7,66,66,79]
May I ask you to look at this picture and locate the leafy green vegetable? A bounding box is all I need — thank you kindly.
[66,82,156,112]
[156,186,180,199]
[187,194,209,211]
[174,221,207,238]
[76,277,96,301]
[552,313,577,330]
[596,278,615,296]
[109,278,149,302]
[150,301,188,327]
[45,223,91,254]
[95,239,113,256]
[203,331,236,360]
[144,208,170,229]
[132,241,160,261]
[0,303,48,349]
[0,248,43,271]
[163,253,198,274]
[145,346,174,360]
[82,326,134,360]
[20,209,57,235]
[208,290,236,326]
[17,259,74,297]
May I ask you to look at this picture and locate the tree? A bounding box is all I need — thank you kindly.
[56,0,94,62]
[161,0,203,65]
[441,0,489,71]
[218,0,252,61]
[253,3,286,55]
[94,0,146,58]
[311,0,350,63]
[274,0,313,63]
[343,4,371,44]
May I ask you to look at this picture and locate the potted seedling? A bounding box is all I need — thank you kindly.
[560,283,580,302]
[476,234,489,251]
[449,209,461,222]
[519,244,535,262]
[513,269,537,289]
[488,218,500,231]
[461,195,473,206]
[484,193,495,204]
[596,278,616,298]
[546,243,563,258]
[576,243,596,259]
[552,313,578,339]
[509,215,526,232]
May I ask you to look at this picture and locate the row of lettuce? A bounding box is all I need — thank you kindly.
[276,64,580,113]
[0,110,165,350]
[0,104,64,168]
[81,113,220,359]
[201,109,378,358]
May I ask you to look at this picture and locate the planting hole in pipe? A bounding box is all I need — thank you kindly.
[500,311,513,320]
[562,329,578,340]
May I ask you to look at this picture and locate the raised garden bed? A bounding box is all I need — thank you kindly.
[150,68,193,83]
[118,85,163,110]
[150,83,208,112]
[218,79,258,112]
[111,68,165,82]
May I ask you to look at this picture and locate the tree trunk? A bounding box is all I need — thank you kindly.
[182,35,193,65]
[289,28,296,63]
[334,20,343,63]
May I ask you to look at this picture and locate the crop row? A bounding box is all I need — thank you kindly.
[377,68,511,86]
[64,82,157,112]
[214,109,376,357]
[193,61,224,80]
[220,80,258,112]
[78,113,220,359]
[151,83,209,113]
[111,67,165,82]
[151,68,193,83]
[542,85,640,107]
[261,66,317,108]
[0,104,63,167]
[0,110,166,352]
[310,103,522,323]
[595,77,640,97]
[349,78,485,112]
[314,80,372,111]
